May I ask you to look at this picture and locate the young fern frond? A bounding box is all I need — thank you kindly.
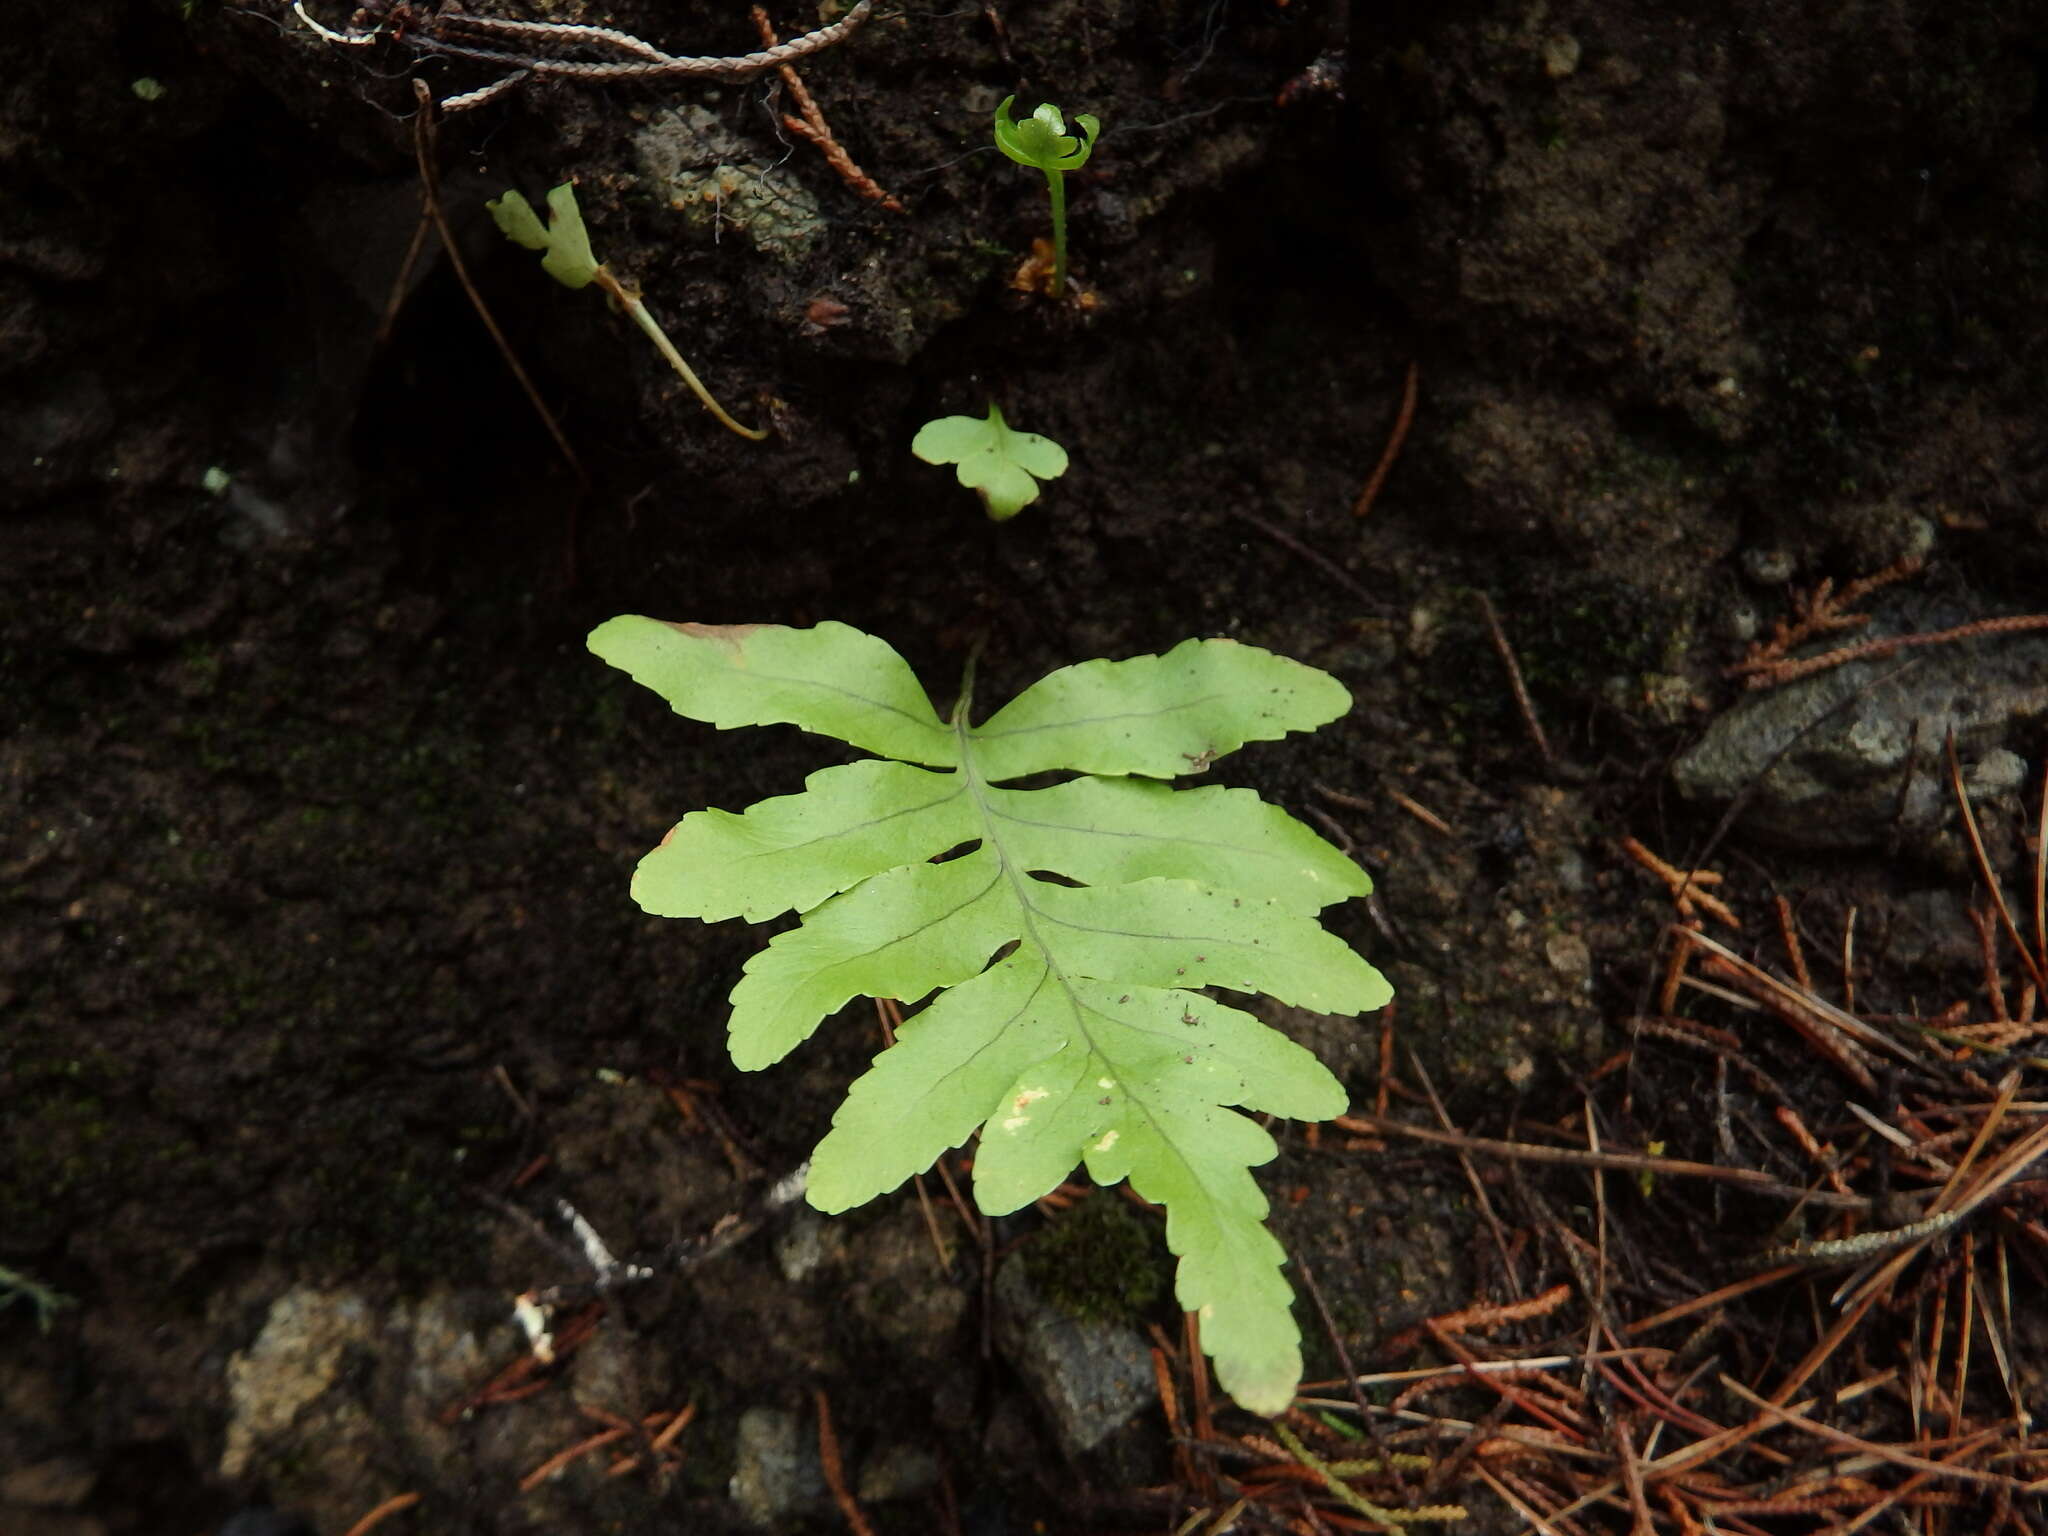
[911,402,1068,520]
[490,183,768,441]
[993,98,1099,298]
[590,619,1392,1413]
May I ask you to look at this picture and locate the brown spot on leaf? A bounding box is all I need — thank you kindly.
[664,621,766,651]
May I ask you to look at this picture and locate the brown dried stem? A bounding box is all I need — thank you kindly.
[815,1388,878,1536]
[1740,609,2048,690]
[752,7,902,211]
[1728,554,1924,684]
[1472,588,1554,769]
[339,1493,422,1536]
[1353,359,1418,518]
[1621,837,1739,929]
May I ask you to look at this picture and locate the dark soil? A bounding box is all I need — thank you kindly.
[5,0,2046,1531]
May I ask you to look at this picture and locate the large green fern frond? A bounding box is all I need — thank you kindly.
[591,618,1392,1413]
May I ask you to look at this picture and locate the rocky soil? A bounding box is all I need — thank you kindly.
[3,0,2045,1531]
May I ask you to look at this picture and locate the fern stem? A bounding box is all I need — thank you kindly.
[593,268,770,441]
[953,638,986,726]
[1044,169,1069,298]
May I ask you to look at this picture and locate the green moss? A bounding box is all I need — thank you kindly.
[1021,1192,1170,1327]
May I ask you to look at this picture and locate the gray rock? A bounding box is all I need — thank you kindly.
[214,1284,500,1532]
[992,1262,1156,1458]
[857,1442,940,1503]
[634,107,825,262]
[219,1290,372,1479]
[774,1208,831,1283]
[1674,610,2048,852]
[1970,748,2028,796]
[728,1405,827,1526]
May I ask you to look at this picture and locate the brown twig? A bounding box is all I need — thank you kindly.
[646,1403,699,1461]
[1153,1344,1197,1494]
[1353,359,1418,518]
[1657,922,1701,1015]
[1475,1462,1593,1536]
[373,211,433,350]
[340,1493,422,1536]
[928,1148,993,1360]
[1388,788,1456,837]
[2033,760,2048,981]
[1774,895,1813,992]
[1841,904,1860,1015]
[1381,1284,1572,1356]
[1620,838,1740,929]
[1282,800,2048,1536]
[1684,927,1920,1088]
[816,1387,879,1536]
[1736,589,2048,692]
[1729,553,1924,683]
[1294,1251,1416,1507]
[1609,1415,1655,1536]
[1428,1325,1587,1443]
[1947,729,2048,996]
[440,1301,605,1421]
[1721,1377,2032,1492]
[1186,1309,1215,1449]
[519,1425,632,1492]
[1409,1052,1524,1298]
[409,81,583,485]
[1225,506,1385,609]
[1471,588,1554,770]
[657,1076,763,1180]
[1773,1105,1856,1199]
[1755,612,2048,688]
[605,1403,698,1479]
[1333,1110,1876,1210]
[751,6,903,210]
[873,998,957,1271]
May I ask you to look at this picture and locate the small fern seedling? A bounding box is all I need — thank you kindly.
[911,401,1068,520]
[993,97,1099,299]
[489,182,768,441]
[589,619,1392,1414]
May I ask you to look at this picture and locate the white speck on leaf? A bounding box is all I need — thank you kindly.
[1002,1085,1050,1132]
